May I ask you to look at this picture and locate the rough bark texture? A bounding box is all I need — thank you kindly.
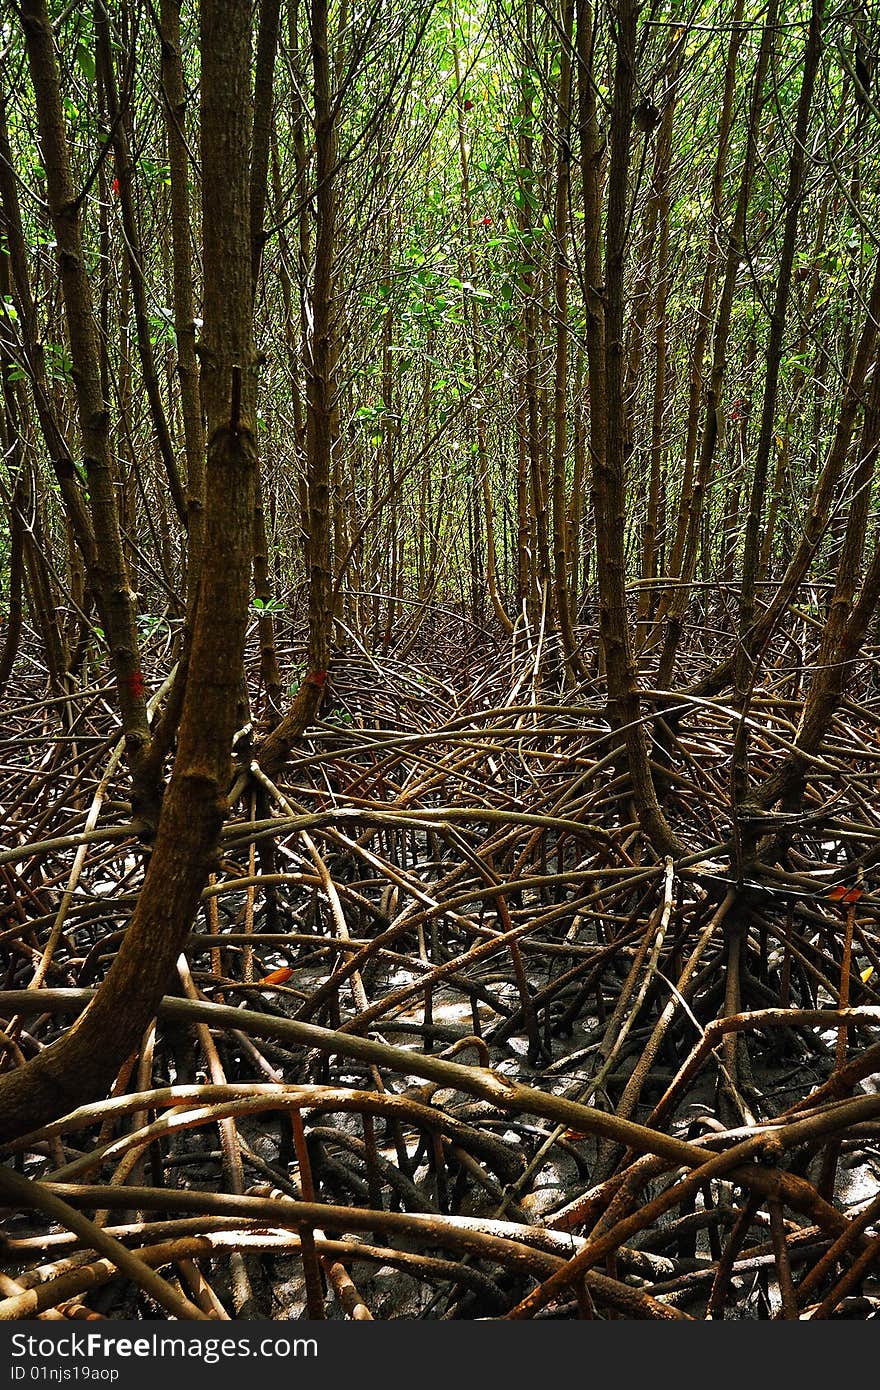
[587,0,682,857]
[159,0,207,611]
[95,3,187,527]
[657,0,773,689]
[759,357,880,808]
[20,0,153,809]
[693,252,880,702]
[0,0,256,1145]
[0,96,98,601]
[255,0,337,777]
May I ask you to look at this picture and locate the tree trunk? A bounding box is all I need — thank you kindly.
[584,0,682,857]
[0,0,257,1146]
[20,0,154,816]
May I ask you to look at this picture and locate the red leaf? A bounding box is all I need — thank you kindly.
[827,885,863,904]
[258,967,294,986]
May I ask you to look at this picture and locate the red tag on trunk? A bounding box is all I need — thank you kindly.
[126,671,145,701]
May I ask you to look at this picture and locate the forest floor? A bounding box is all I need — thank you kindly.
[3,602,880,1320]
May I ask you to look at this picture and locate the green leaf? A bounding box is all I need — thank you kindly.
[75,42,96,84]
